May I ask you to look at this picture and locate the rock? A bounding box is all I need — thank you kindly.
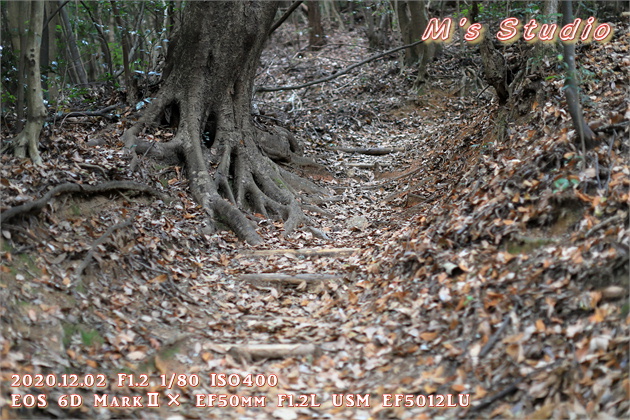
[345,216,369,231]
[86,137,106,147]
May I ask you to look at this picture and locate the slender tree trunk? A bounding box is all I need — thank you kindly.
[13,1,46,165]
[393,0,434,81]
[41,4,50,96]
[6,1,28,132]
[394,1,416,64]
[408,0,435,83]
[45,1,59,102]
[123,1,324,244]
[82,1,114,80]
[307,1,325,50]
[545,0,559,21]
[58,0,88,85]
[111,1,137,104]
[561,0,597,150]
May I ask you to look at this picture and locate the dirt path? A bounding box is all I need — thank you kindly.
[2,25,628,420]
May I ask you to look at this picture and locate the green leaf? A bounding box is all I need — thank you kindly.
[553,178,571,191]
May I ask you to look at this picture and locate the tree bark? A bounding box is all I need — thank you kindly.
[81,1,114,80]
[561,0,597,150]
[408,0,435,84]
[41,2,58,102]
[307,1,326,50]
[479,36,510,105]
[110,1,138,104]
[58,0,88,85]
[5,1,28,133]
[12,1,46,165]
[123,1,324,244]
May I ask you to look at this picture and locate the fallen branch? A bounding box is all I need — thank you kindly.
[218,343,319,361]
[48,104,121,122]
[593,121,629,133]
[75,218,133,281]
[237,273,341,284]
[331,147,404,156]
[1,181,167,223]
[256,39,425,93]
[240,247,359,258]
[346,162,380,169]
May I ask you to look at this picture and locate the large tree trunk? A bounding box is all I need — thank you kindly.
[123,1,324,244]
[393,0,435,84]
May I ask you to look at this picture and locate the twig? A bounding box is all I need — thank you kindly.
[256,39,425,93]
[593,121,629,133]
[1,181,167,223]
[475,83,491,98]
[585,214,624,238]
[74,218,133,281]
[44,0,70,28]
[479,315,511,359]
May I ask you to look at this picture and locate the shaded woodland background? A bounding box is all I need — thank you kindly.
[1,1,629,419]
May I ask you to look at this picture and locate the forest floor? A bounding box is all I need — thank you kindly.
[1,22,629,420]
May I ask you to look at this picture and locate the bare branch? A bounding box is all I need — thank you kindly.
[256,39,424,93]
[268,1,303,36]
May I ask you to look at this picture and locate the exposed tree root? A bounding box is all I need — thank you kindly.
[1,181,166,223]
[75,218,133,283]
[122,88,329,245]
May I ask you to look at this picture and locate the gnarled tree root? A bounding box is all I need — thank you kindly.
[1,180,167,223]
[121,94,329,245]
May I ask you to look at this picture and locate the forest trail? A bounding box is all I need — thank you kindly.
[2,23,629,420]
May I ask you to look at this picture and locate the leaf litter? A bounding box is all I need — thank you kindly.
[0,21,628,420]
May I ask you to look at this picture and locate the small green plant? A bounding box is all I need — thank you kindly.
[63,323,103,348]
[553,177,579,193]
[71,203,81,216]
[80,329,103,347]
